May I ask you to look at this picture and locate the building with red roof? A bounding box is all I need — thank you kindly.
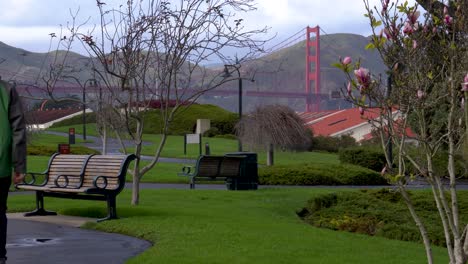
[299,107,415,142]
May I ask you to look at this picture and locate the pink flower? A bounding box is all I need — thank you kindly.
[384,28,392,39]
[354,67,371,88]
[444,15,453,26]
[358,106,365,115]
[408,11,420,24]
[403,22,414,35]
[444,6,449,15]
[347,82,352,95]
[462,97,465,108]
[413,40,418,49]
[462,73,468,92]
[342,56,352,65]
[417,90,426,99]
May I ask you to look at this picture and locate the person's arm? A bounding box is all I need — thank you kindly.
[8,83,27,178]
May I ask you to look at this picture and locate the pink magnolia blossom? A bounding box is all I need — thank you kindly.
[408,11,420,24]
[462,73,468,92]
[342,56,352,65]
[413,40,418,49]
[384,28,392,39]
[462,97,465,108]
[358,106,365,115]
[444,15,453,26]
[347,82,352,95]
[403,22,414,35]
[354,67,371,88]
[417,90,426,99]
[444,6,449,15]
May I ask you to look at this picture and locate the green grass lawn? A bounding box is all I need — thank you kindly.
[8,188,448,263]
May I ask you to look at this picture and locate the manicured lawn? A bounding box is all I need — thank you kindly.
[29,132,89,146]
[8,188,448,263]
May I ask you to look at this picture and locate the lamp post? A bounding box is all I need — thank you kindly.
[223,60,245,152]
[83,79,97,141]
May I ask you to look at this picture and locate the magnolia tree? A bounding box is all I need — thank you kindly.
[335,0,467,263]
[75,0,267,205]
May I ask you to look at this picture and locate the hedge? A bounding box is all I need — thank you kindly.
[258,163,388,186]
[28,145,100,156]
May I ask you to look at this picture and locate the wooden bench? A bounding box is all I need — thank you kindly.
[178,155,245,189]
[16,153,136,222]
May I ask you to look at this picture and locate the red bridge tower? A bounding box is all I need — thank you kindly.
[305,26,321,112]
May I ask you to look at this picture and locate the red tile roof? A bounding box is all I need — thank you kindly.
[299,108,381,137]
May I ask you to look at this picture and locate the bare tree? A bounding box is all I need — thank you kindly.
[236,104,311,166]
[77,0,267,204]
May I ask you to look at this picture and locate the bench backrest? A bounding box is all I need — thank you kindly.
[218,156,243,178]
[47,154,91,187]
[197,156,223,177]
[83,155,135,191]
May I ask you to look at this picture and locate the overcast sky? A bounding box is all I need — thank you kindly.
[0,0,415,55]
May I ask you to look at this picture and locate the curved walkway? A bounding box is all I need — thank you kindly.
[6,216,151,264]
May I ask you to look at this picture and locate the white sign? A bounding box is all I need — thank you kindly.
[186,134,200,144]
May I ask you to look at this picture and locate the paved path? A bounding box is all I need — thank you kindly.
[6,217,151,264]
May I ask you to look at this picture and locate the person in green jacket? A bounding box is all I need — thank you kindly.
[0,80,26,264]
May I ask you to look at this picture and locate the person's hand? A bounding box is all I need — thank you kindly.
[13,172,25,184]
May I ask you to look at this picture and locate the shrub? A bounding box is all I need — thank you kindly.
[299,189,468,246]
[339,148,386,172]
[309,135,357,153]
[28,145,100,156]
[213,134,237,140]
[258,163,387,186]
[203,127,220,137]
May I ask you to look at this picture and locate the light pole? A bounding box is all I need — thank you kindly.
[83,79,97,141]
[223,60,245,152]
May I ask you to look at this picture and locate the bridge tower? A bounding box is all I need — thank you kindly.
[305,26,321,112]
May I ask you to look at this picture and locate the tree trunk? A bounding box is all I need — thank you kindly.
[131,156,140,205]
[399,186,434,264]
[102,125,107,155]
[266,144,274,166]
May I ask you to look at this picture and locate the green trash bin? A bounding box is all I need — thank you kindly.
[225,152,258,190]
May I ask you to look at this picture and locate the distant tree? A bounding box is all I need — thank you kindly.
[236,105,311,166]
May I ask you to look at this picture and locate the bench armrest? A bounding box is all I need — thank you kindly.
[93,176,117,190]
[177,166,194,177]
[52,174,82,189]
[19,172,47,186]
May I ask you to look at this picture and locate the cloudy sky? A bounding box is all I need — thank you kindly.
[0,0,415,55]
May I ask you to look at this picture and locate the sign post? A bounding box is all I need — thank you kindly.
[69,128,76,144]
[185,134,202,155]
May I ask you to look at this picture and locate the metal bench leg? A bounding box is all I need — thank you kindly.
[24,191,57,217]
[190,177,195,189]
[98,195,117,222]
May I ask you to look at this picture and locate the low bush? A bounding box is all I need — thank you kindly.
[203,127,220,137]
[309,135,356,153]
[258,163,387,186]
[28,145,100,156]
[299,189,468,246]
[339,148,386,172]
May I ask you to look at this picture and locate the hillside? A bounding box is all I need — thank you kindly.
[0,33,385,112]
[205,33,386,112]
